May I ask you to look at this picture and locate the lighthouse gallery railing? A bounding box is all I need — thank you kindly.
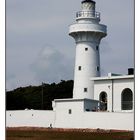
[76,11,100,19]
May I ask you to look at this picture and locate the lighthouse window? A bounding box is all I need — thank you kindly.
[78,66,82,71]
[96,46,99,50]
[68,109,72,114]
[84,88,88,92]
[85,48,88,51]
[97,66,100,71]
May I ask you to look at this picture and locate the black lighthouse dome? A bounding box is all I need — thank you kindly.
[81,0,96,4]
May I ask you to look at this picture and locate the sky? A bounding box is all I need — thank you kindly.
[6,0,134,91]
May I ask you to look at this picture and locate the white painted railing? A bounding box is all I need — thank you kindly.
[76,11,100,19]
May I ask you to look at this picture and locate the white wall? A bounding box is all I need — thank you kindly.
[6,110,55,128]
[54,111,134,130]
[53,100,134,130]
[54,100,84,113]
[82,112,134,130]
[53,100,83,128]
[6,109,134,130]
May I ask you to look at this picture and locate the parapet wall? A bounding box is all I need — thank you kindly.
[6,110,55,128]
[6,110,134,131]
[54,111,134,130]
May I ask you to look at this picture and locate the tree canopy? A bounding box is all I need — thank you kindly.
[6,80,73,110]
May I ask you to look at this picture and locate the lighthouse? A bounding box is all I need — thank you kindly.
[69,0,107,99]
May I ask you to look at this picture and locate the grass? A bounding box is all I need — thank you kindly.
[6,128,134,140]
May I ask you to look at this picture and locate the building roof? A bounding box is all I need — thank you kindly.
[91,75,134,81]
[53,98,98,102]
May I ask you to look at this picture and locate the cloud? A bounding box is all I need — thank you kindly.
[30,45,74,84]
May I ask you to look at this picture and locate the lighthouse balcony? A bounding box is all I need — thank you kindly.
[76,11,100,20]
[69,23,107,36]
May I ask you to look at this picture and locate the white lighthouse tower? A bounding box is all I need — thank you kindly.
[69,0,107,99]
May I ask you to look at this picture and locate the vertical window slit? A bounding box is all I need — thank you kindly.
[78,66,81,71]
[84,88,88,92]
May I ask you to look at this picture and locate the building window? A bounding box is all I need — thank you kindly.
[97,66,100,71]
[68,109,72,114]
[121,88,133,110]
[78,66,81,71]
[96,46,99,50]
[85,48,88,51]
[84,88,88,92]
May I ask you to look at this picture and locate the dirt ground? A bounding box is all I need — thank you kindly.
[6,127,134,140]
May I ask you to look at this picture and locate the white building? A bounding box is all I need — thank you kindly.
[6,0,134,131]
